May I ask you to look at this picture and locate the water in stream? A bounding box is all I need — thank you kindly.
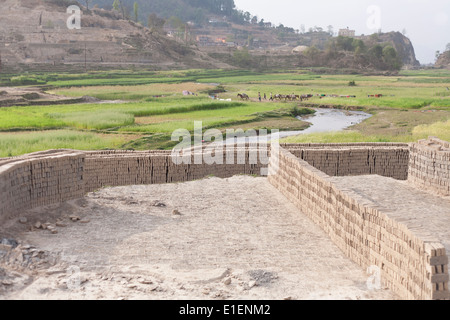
[222,108,372,144]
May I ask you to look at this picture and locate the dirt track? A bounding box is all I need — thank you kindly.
[0,175,397,300]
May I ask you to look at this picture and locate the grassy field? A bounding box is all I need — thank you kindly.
[0,68,449,156]
[0,130,129,158]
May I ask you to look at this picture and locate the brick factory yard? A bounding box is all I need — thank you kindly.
[0,175,398,300]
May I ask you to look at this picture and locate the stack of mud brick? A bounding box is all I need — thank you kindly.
[408,137,450,196]
[83,147,267,192]
[268,146,449,300]
[0,150,85,223]
[282,143,410,180]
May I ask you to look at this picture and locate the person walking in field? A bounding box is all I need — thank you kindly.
[269,93,273,101]
[264,93,266,100]
[258,92,261,102]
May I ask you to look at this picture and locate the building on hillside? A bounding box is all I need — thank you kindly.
[338,28,356,37]
[196,35,213,46]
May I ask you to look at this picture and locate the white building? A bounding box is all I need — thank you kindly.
[339,28,356,37]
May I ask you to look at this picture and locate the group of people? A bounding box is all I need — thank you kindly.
[257,92,274,101]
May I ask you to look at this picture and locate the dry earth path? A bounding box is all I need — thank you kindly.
[0,175,397,300]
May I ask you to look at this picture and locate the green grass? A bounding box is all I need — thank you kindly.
[0,108,65,130]
[0,68,449,155]
[0,100,251,131]
[0,130,127,157]
[48,110,135,130]
[120,103,293,133]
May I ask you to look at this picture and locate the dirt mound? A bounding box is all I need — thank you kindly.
[0,87,83,107]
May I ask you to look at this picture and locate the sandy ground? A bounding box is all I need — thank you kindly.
[0,175,397,300]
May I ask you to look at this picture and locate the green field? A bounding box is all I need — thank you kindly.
[0,68,449,156]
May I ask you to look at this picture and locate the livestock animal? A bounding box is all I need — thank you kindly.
[286,94,300,101]
[237,93,249,100]
[300,94,313,101]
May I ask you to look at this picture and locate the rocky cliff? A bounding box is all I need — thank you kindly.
[435,51,450,69]
[360,31,421,67]
[0,0,230,72]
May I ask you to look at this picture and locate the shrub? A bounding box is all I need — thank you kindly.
[290,107,315,117]
[201,85,227,96]
[10,76,46,86]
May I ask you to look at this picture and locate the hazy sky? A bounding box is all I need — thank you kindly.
[234,0,450,64]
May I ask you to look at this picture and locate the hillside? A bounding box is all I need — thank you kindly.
[91,0,420,71]
[0,0,231,72]
[435,51,450,69]
[91,0,247,26]
[360,32,420,67]
[0,0,422,73]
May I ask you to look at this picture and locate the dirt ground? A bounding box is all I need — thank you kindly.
[0,87,82,107]
[0,175,397,300]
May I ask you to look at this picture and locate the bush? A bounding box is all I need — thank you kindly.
[290,107,315,117]
[10,76,46,86]
[201,85,227,95]
[348,80,357,86]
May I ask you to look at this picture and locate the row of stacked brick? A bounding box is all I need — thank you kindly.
[268,146,449,300]
[84,148,267,192]
[408,137,450,196]
[284,146,409,180]
[0,151,85,223]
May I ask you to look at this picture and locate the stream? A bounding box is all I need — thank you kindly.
[222,108,372,144]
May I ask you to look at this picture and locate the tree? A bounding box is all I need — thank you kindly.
[167,16,185,31]
[233,47,252,67]
[117,0,126,19]
[304,46,320,59]
[300,24,305,34]
[313,26,323,33]
[112,0,119,11]
[336,36,354,51]
[382,45,402,70]
[243,11,251,23]
[435,50,441,61]
[133,2,138,22]
[352,39,366,53]
[84,0,91,10]
[369,44,383,60]
[327,25,334,36]
[247,34,254,47]
[148,13,166,30]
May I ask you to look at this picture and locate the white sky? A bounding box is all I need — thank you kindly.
[234,0,450,64]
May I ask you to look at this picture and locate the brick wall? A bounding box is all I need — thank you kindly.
[83,148,266,192]
[0,150,85,223]
[282,143,409,180]
[0,142,448,300]
[267,146,449,300]
[408,137,450,196]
